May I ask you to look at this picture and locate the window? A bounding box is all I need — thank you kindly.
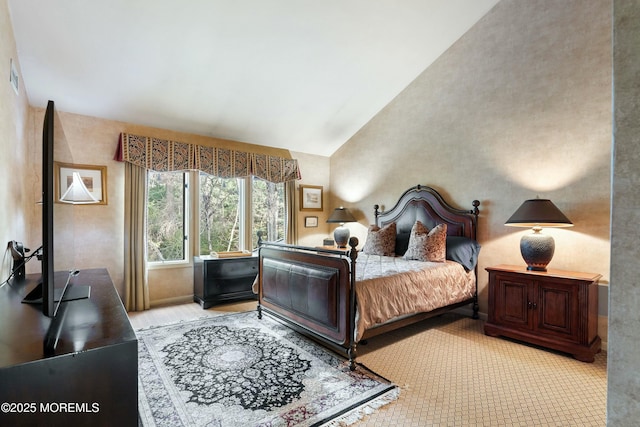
[198,174,241,254]
[147,171,286,264]
[198,174,286,253]
[251,177,285,248]
[146,171,188,263]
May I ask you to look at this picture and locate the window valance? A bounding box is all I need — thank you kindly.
[116,132,301,183]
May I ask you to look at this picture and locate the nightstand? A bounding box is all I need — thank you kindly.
[484,264,601,362]
[193,255,258,309]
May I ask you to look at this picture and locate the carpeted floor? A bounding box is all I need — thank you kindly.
[130,302,607,426]
[135,310,398,426]
[351,312,607,427]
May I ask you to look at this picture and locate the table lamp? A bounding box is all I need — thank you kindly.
[505,198,573,271]
[327,207,356,248]
[60,172,98,204]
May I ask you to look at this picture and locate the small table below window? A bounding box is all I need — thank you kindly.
[193,255,258,309]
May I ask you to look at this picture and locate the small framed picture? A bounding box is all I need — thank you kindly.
[305,216,318,228]
[300,185,323,211]
[55,162,108,205]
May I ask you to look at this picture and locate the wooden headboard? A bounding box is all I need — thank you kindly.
[375,185,480,254]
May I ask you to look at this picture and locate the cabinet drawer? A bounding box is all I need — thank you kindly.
[204,257,258,280]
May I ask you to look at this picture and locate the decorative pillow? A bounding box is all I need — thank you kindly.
[362,222,396,256]
[403,221,447,262]
[446,236,481,271]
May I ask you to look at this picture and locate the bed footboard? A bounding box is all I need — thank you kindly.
[258,242,358,368]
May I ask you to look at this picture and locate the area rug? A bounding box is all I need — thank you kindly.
[137,311,399,426]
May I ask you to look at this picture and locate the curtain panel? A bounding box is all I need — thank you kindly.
[124,162,149,312]
[117,132,301,183]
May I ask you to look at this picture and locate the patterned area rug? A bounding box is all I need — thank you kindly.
[137,311,398,426]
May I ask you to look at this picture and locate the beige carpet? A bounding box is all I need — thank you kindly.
[130,302,607,426]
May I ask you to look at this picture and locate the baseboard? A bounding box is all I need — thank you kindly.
[151,295,193,308]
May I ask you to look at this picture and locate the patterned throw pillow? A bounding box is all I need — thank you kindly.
[403,221,447,262]
[362,222,397,256]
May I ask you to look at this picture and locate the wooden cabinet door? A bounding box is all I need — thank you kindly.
[494,273,534,330]
[534,278,579,342]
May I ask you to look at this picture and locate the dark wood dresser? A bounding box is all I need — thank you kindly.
[484,264,601,362]
[193,255,258,309]
[0,268,138,426]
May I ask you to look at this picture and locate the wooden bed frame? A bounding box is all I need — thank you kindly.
[257,185,480,370]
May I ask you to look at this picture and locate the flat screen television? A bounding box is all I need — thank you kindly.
[22,100,90,318]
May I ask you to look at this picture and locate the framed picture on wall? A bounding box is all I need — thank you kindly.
[300,185,323,211]
[300,185,322,211]
[55,162,108,205]
[304,216,318,228]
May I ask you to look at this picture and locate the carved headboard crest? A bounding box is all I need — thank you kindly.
[374,185,480,241]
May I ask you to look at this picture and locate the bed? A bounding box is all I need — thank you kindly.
[257,184,480,370]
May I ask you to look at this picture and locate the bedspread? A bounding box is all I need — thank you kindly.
[353,254,475,341]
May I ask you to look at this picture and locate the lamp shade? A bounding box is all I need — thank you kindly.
[60,172,99,204]
[327,207,356,224]
[327,207,356,248]
[505,198,572,271]
[505,199,573,228]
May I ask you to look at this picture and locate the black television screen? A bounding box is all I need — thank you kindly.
[22,100,90,320]
[42,99,55,317]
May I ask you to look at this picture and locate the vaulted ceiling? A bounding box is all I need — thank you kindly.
[8,0,499,156]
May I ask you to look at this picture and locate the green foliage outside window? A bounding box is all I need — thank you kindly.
[148,171,286,263]
[147,171,185,262]
[198,175,285,253]
[251,177,285,248]
[199,174,241,254]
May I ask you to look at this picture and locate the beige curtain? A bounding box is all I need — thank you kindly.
[124,162,150,311]
[285,181,298,245]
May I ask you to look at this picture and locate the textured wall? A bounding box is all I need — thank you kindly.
[609,1,640,423]
[24,109,129,295]
[0,0,31,281]
[330,0,612,334]
[292,151,332,247]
